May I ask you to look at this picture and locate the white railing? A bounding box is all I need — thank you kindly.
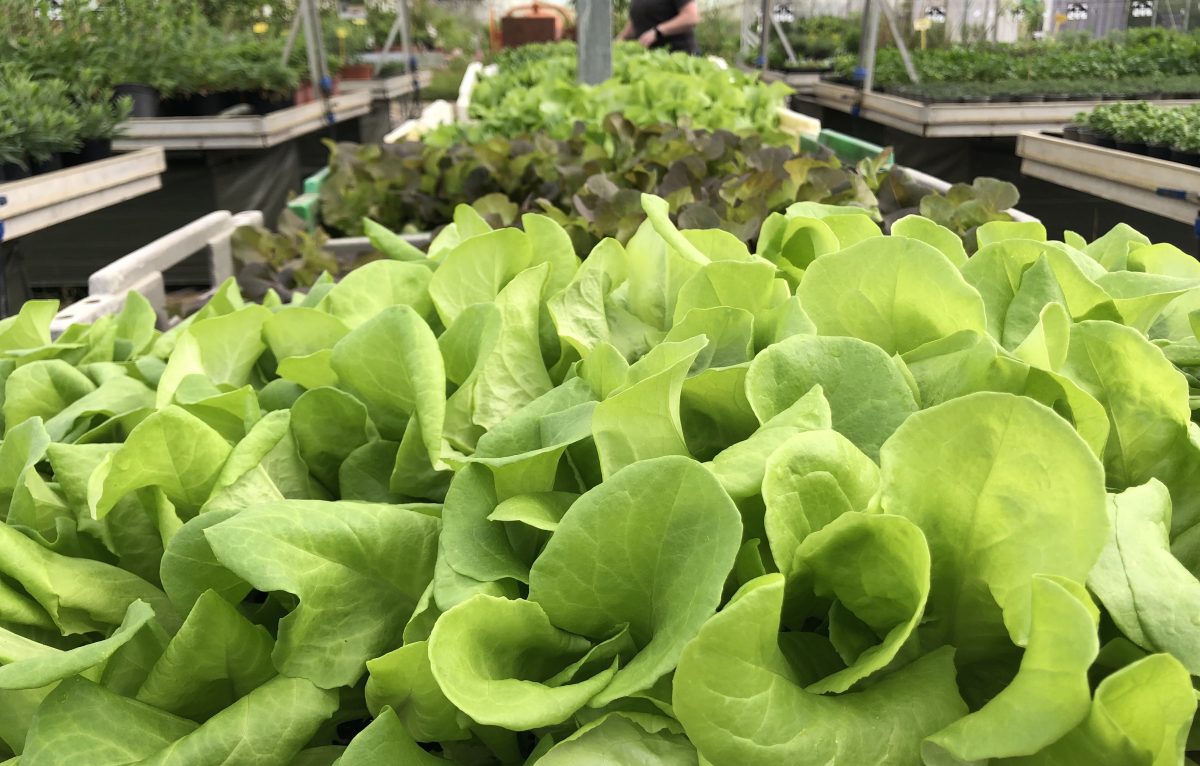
[50,210,261,336]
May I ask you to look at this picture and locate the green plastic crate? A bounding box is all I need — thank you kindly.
[304,167,329,195]
[288,168,329,228]
[814,129,895,167]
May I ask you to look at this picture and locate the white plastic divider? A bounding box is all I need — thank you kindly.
[901,166,1038,223]
[383,100,457,144]
[324,232,432,259]
[778,108,821,140]
[50,210,261,337]
[455,61,487,123]
[381,58,486,144]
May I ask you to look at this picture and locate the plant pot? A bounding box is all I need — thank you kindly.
[62,138,113,167]
[1045,93,1070,102]
[1063,124,1081,141]
[1147,142,1172,160]
[31,154,62,175]
[295,79,341,105]
[340,63,374,80]
[1170,147,1200,167]
[188,92,233,116]
[0,162,30,183]
[250,91,294,115]
[1095,133,1117,148]
[222,91,249,111]
[1020,93,1046,103]
[114,83,160,117]
[991,94,1015,103]
[1077,126,1102,145]
[159,95,191,117]
[1069,93,1093,101]
[1114,139,1148,155]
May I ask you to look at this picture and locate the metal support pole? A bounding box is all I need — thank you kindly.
[760,0,771,71]
[858,0,882,92]
[741,0,759,57]
[879,0,920,82]
[282,9,304,64]
[577,0,612,85]
[377,0,415,77]
[771,15,798,65]
[301,0,322,90]
[398,0,414,76]
[294,0,334,128]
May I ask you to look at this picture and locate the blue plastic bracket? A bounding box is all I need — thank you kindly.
[318,75,337,125]
[1156,187,1187,200]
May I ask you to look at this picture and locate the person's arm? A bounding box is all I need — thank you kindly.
[654,0,699,35]
[636,0,698,45]
[617,20,635,40]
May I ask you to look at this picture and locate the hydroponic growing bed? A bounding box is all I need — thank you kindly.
[756,67,826,95]
[341,69,433,103]
[1017,131,1200,227]
[112,92,373,152]
[814,28,1200,137]
[3,190,1200,764]
[0,148,166,242]
[813,81,1200,138]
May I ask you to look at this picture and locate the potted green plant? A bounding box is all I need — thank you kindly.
[0,70,81,175]
[25,102,83,174]
[1063,112,1085,142]
[1170,124,1200,167]
[1149,108,1184,159]
[241,54,302,114]
[67,94,132,166]
[106,33,168,117]
[61,71,128,165]
[0,121,28,183]
[1110,102,1154,155]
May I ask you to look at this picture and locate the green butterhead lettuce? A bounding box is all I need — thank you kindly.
[0,195,1193,765]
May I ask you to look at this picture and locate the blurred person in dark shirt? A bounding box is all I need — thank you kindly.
[617,0,699,54]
